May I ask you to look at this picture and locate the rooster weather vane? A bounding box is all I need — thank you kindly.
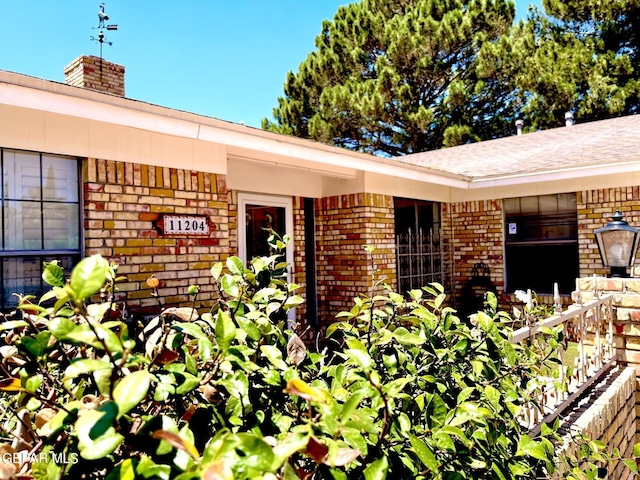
[90,3,119,75]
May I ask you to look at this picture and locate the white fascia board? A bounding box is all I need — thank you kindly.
[1,80,470,188]
[0,82,200,139]
[468,161,640,189]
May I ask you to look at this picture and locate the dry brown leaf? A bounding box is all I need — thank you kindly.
[287,334,306,366]
[151,430,200,460]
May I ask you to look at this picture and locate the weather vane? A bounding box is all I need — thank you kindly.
[90,3,119,75]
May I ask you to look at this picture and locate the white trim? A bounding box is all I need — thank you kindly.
[237,193,295,322]
[237,192,295,273]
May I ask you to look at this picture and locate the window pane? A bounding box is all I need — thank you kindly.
[520,196,538,214]
[42,155,79,202]
[538,195,558,214]
[506,243,578,294]
[503,198,520,214]
[3,200,41,250]
[2,257,41,308]
[558,193,576,213]
[1,255,77,310]
[43,203,80,249]
[3,150,40,200]
[245,205,285,259]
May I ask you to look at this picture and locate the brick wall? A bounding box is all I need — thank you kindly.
[557,366,636,479]
[315,193,396,324]
[64,55,125,97]
[575,276,640,446]
[442,200,505,309]
[83,158,230,315]
[577,188,640,278]
[292,196,308,325]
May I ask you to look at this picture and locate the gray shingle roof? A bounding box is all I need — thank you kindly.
[396,114,640,180]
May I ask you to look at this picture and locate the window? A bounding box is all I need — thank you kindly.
[1,149,81,310]
[504,193,578,294]
[394,198,443,293]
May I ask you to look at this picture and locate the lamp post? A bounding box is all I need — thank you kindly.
[594,210,640,278]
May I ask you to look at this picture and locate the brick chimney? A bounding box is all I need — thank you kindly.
[64,55,125,97]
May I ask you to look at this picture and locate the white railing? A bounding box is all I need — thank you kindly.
[510,287,615,436]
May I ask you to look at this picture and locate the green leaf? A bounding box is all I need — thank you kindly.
[236,315,261,341]
[43,260,67,288]
[135,456,172,480]
[623,459,639,474]
[75,401,124,460]
[70,254,109,302]
[64,359,113,381]
[226,256,245,275]
[236,433,275,472]
[0,320,29,331]
[272,432,309,468]
[382,378,412,397]
[49,317,77,339]
[261,345,287,370]
[363,456,388,480]
[215,310,236,354]
[517,436,549,462]
[172,322,208,340]
[210,262,223,281]
[409,434,439,472]
[19,331,52,357]
[344,349,372,369]
[106,458,136,480]
[175,372,200,395]
[113,370,150,418]
[221,274,239,298]
[23,374,43,394]
[341,390,368,421]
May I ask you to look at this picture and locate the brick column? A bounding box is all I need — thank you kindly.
[442,200,505,308]
[315,193,396,324]
[577,188,640,278]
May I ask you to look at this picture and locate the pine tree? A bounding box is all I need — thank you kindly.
[505,0,640,129]
[263,0,516,156]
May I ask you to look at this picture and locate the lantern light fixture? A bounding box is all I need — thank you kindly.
[594,210,640,278]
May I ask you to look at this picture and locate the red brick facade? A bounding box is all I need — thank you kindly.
[83,158,230,315]
[441,200,505,308]
[577,188,640,278]
[315,194,397,323]
[82,158,640,331]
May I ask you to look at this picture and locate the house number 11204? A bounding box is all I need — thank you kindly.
[162,215,209,235]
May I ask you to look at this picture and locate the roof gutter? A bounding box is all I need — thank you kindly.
[468,160,640,188]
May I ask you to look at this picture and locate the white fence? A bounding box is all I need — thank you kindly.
[510,288,616,436]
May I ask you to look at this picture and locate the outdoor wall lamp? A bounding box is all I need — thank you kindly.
[594,210,640,278]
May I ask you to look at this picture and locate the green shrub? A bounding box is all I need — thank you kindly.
[0,240,635,479]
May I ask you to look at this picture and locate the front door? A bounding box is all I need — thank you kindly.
[237,192,294,276]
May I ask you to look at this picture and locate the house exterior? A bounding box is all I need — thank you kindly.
[3,55,640,462]
[2,55,640,332]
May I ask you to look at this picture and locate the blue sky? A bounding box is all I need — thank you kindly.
[0,1,540,128]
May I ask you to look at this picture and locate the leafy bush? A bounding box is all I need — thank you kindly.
[0,241,635,479]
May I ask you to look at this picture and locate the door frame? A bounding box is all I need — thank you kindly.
[237,192,295,275]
